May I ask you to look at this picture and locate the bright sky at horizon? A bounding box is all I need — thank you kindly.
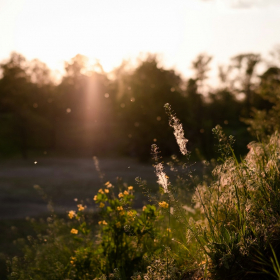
[1,0,280,81]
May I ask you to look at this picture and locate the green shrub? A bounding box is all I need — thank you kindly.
[7,183,164,279]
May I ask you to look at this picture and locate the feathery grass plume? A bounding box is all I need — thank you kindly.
[155,162,169,193]
[164,103,188,155]
[93,156,104,182]
[151,144,169,193]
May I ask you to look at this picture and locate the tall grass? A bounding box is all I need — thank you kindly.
[7,104,280,279]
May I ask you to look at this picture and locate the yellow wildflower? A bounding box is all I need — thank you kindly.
[105,189,109,193]
[68,210,76,219]
[159,201,169,209]
[128,210,134,217]
[142,206,147,211]
[70,260,74,264]
[118,192,124,198]
[99,202,105,208]
[98,189,104,194]
[33,184,40,190]
[105,181,113,188]
[77,204,85,211]
[124,190,129,195]
[116,222,121,228]
[119,211,125,216]
[167,228,171,233]
[128,186,133,191]
[93,195,97,201]
[117,206,123,211]
[102,220,107,225]
[128,211,136,220]
[98,221,102,225]
[70,228,78,234]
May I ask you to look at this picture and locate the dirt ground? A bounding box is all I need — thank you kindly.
[0,157,156,219]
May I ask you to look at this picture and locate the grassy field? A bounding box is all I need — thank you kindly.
[0,156,157,219]
[0,156,158,279]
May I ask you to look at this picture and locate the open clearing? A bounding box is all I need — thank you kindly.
[0,157,156,219]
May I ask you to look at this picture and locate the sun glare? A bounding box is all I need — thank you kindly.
[8,0,188,74]
[1,0,280,79]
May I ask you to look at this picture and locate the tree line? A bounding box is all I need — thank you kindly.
[0,50,279,160]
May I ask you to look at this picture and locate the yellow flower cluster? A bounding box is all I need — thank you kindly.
[98,220,107,225]
[128,186,133,191]
[167,228,171,233]
[99,202,105,208]
[70,228,78,234]
[128,210,135,217]
[68,210,76,219]
[142,206,147,211]
[118,192,124,198]
[124,190,129,195]
[119,211,125,216]
[117,206,123,211]
[93,195,97,201]
[70,256,76,264]
[105,189,109,193]
[77,204,85,211]
[159,201,169,209]
[98,189,104,194]
[105,181,113,188]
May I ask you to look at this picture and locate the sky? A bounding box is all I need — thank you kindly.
[1,0,280,80]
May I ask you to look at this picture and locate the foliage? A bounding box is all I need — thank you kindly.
[1,50,273,160]
[7,183,164,279]
[5,91,280,279]
[92,183,163,278]
[146,107,280,279]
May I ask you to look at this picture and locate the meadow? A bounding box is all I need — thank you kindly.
[3,104,280,279]
[0,156,157,278]
[1,50,280,279]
